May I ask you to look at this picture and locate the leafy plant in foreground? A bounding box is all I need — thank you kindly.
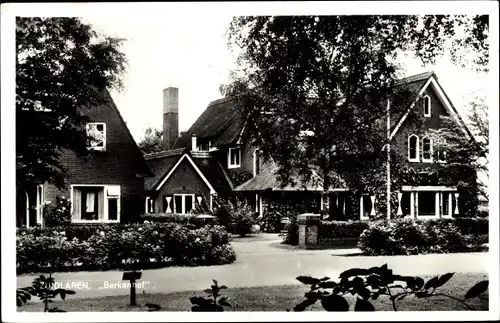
[293,264,488,311]
[190,279,231,312]
[17,273,76,312]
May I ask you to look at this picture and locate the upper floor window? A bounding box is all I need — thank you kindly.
[86,122,106,151]
[422,136,433,162]
[423,95,431,117]
[228,147,241,169]
[408,134,419,162]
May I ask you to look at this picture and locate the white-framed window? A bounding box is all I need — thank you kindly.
[172,194,195,214]
[36,184,44,225]
[145,197,155,214]
[228,147,241,169]
[408,134,419,162]
[422,136,433,163]
[423,95,431,117]
[86,122,106,151]
[71,184,120,223]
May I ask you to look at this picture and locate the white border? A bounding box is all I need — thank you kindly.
[2,2,499,322]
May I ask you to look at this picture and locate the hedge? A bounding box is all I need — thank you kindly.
[358,217,489,256]
[318,221,369,239]
[140,213,218,228]
[16,223,235,274]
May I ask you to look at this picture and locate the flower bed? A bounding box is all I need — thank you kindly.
[358,217,489,256]
[16,223,235,274]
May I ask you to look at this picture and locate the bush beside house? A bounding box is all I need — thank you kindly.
[358,217,488,255]
[16,223,235,274]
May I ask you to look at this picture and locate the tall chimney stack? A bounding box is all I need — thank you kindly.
[163,87,179,150]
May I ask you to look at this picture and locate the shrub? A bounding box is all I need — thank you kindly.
[318,220,369,239]
[283,219,299,245]
[358,217,489,256]
[42,196,71,226]
[16,223,236,274]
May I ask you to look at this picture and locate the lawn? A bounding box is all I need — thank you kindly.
[18,273,488,312]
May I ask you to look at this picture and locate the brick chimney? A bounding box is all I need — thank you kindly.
[163,87,179,150]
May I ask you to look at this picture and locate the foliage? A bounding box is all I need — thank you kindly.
[16,223,235,274]
[42,195,72,226]
[190,280,231,312]
[318,221,370,239]
[17,273,76,312]
[140,213,218,228]
[213,197,258,236]
[283,218,300,245]
[16,17,127,190]
[358,218,488,256]
[292,264,488,311]
[138,126,164,154]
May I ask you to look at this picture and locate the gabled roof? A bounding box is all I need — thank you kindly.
[144,148,187,191]
[389,71,475,141]
[144,148,232,195]
[172,97,246,149]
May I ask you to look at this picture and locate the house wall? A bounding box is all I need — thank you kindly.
[42,96,148,223]
[152,157,211,213]
[392,85,453,171]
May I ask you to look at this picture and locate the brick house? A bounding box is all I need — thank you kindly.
[145,71,477,220]
[17,91,152,227]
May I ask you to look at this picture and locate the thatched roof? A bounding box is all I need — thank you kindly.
[173,97,245,149]
[234,163,347,192]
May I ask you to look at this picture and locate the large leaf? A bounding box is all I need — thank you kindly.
[435,273,454,289]
[319,281,337,289]
[424,276,439,290]
[339,268,370,279]
[354,298,375,311]
[293,297,318,312]
[464,280,488,299]
[296,275,320,285]
[321,294,349,311]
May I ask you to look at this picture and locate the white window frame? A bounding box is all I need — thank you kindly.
[421,136,433,163]
[70,184,120,223]
[86,122,106,151]
[408,134,420,162]
[145,196,155,214]
[228,147,241,169]
[423,95,431,117]
[173,194,195,214]
[36,184,44,225]
[253,148,261,177]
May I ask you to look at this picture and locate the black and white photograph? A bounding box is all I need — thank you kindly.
[1,1,498,321]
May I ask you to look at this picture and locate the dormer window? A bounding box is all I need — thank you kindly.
[423,95,431,117]
[228,147,241,169]
[422,136,433,162]
[408,134,419,162]
[86,122,106,151]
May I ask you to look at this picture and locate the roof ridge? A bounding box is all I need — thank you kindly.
[144,148,186,160]
[397,71,435,84]
[207,96,234,107]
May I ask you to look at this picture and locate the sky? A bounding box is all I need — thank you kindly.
[80,12,490,142]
